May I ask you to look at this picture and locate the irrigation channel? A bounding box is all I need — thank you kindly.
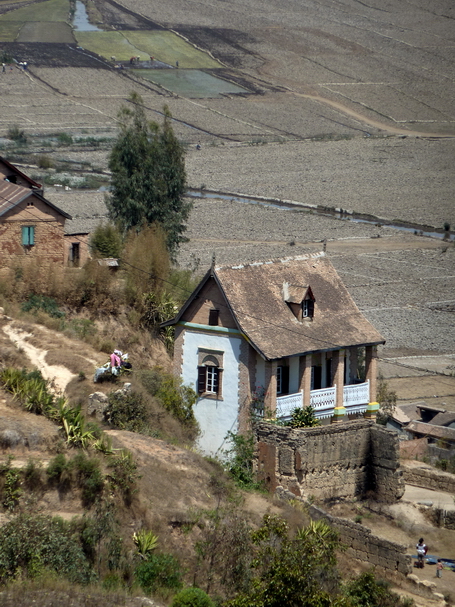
[186,188,454,242]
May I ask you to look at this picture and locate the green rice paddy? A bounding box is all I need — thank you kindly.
[0,0,70,21]
[0,21,22,41]
[125,30,220,69]
[133,69,247,98]
[17,21,75,43]
[74,31,149,61]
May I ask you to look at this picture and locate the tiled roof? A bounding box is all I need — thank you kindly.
[44,190,109,235]
[177,253,385,360]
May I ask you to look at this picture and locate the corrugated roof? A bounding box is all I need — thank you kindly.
[430,412,455,427]
[406,421,455,441]
[0,181,72,220]
[0,181,30,215]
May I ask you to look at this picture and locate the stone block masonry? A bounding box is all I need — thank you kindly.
[255,419,404,503]
[401,462,455,494]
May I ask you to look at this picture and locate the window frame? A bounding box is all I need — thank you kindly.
[22,225,35,246]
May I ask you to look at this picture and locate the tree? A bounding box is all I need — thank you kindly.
[226,515,345,607]
[90,223,123,258]
[107,92,191,257]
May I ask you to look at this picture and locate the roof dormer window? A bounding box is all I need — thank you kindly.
[283,282,315,321]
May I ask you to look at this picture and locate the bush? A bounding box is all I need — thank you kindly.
[36,154,55,169]
[107,449,139,505]
[106,390,150,432]
[135,553,183,595]
[57,132,73,145]
[0,514,94,584]
[21,294,65,319]
[140,369,197,427]
[46,453,68,482]
[90,223,123,259]
[286,405,319,428]
[7,124,27,144]
[171,587,215,607]
[70,453,104,507]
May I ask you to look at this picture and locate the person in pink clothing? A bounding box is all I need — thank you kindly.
[110,350,122,374]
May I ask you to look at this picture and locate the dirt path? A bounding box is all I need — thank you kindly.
[2,323,76,393]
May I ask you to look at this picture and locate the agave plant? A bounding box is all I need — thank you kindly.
[133,528,159,559]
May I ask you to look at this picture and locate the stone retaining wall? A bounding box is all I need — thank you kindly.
[275,487,413,575]
[401,463,455,494]
[255,419,404,503]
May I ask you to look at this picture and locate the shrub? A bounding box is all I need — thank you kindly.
[286,405,319,428]
[223,431,260,490]
[135,553,183,595]
[2,467,21,511]
[21,294,65,318]
[36,154,55,169]
[107,449,139,505]
[0,514,94,584]
[157,375,197,425]
[46,453,70,486]
[57,132,73,145]
[7,124,27,144]
[23,459,43,491]
[90,223,123,259]
[171,587,215,607]
[106,390,150,432]
[70,453,104,507]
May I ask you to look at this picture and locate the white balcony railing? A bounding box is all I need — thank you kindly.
[276,391,303,418]
[271,380,370,421]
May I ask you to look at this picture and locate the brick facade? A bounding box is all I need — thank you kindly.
[0,195,67,267]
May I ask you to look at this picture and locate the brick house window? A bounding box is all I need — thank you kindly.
[22,225,35,246]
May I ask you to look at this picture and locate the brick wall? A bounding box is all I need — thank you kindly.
[255,419,404,503]
[0,198,66,266]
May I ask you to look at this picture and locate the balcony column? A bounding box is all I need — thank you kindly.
[299,353,312,408]
[332,349,346,423]
[264,360,277,418]
[365,345,379,419]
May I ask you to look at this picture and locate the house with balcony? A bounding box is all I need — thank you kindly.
[164,253,385,455]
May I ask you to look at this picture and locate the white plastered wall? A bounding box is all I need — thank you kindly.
[181,330,242,456]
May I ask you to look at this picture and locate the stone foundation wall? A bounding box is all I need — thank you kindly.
[401,463,455,494]
[255,419,404,503]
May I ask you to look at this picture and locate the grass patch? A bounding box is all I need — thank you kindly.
[0,0,70,22]
[125,30,220,69]
[16,21,75,43]
[0,21,22,41]
[74,30,149,61]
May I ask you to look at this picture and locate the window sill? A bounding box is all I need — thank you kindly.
[199,392,223,401]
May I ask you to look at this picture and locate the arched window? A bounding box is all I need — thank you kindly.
[197,352,223,397]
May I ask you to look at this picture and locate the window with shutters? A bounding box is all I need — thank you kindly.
[197,350,223,398]
[22,225,35,246]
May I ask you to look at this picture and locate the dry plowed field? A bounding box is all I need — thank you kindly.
[1,0,455,409]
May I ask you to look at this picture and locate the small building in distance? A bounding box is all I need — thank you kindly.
[0,157,72,267]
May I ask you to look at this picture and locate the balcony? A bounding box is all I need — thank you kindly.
[255,380,370,421]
